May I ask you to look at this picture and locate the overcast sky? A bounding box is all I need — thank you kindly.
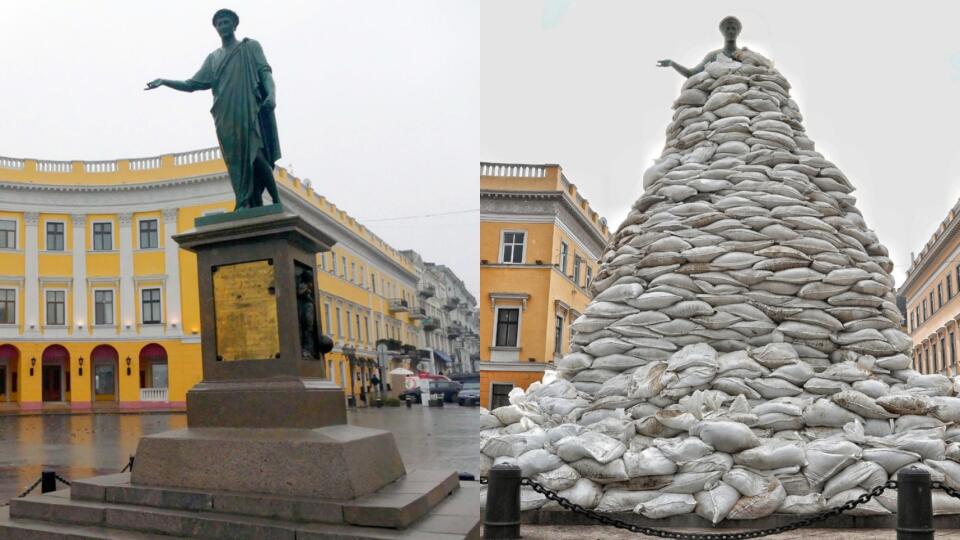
[480,0,960,288]
[0,0,478,297]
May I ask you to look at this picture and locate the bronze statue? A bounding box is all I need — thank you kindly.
[146,9,281,210]
[657,16,742,78]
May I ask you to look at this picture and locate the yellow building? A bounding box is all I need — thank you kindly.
[899,198,960,376]
[479,162,610,408]
[0,148,421,411]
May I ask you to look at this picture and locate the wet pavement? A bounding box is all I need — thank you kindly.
[0,403,478,503]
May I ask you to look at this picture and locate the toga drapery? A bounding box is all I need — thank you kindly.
[188,38,281,208]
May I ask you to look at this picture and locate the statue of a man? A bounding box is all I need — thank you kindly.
[146,9,281,210]
[657,16,743,78]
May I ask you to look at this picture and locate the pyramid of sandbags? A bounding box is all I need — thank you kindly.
[480,49,960,522]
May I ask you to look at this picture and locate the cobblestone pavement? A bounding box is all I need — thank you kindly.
[0,403,479,502]
[519,525,960,539]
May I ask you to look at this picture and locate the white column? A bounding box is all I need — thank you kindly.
[162,208,181,332]
[23,212,40,336]
[118,213,136,334]
[71,214,87,331]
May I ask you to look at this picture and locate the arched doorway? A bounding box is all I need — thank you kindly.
[0,344,18,402]
[90,345,118,403]
[138,344,168,402]
[41,345,70,402]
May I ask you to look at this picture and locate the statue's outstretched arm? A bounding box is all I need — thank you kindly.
[144,79,210,92]
[656,52,713,78]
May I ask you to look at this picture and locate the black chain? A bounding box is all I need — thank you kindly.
[520,477,897,540]
[53,474,71,486]
[479,476,488,485]
[933,481,960,499]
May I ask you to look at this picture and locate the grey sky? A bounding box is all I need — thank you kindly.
[480,0,960,288]
[0,0,478,297]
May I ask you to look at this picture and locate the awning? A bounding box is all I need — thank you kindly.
[433,350,454,364]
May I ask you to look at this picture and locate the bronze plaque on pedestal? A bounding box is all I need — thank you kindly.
[212,259,280,361]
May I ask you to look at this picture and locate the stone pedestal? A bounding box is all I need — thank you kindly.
[0,208,478,538]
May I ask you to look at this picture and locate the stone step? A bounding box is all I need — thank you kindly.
[2,481,479,539]
[0,506,172,540]
[70,469,459,528]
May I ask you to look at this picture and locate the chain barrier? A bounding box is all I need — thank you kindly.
[53,474,71,487]
[483,474,896,540]
[0,458,135,507]
[933,481,960,499]
[0,477,43,507]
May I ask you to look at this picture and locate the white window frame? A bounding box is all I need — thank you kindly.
[335,306,343,338]
[0,218,17,251]
[0,287,17,325]
[90,220,115,252]
[341,256,347,278]
[559,241,569,274]
[44,288,68,327]
[92,287,116,326]
[573,254,582,285]
[347,309,353,340]
[137,217,161,250]
[139,286,164,325]
[499,229,526,264]
[44,220,66,252]
[492,306,522,348]
[323,303,332,336]
[331,251,338,274]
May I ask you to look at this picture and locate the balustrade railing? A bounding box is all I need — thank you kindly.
[129,156,162,171]
[0,157,24,170]
[480,162,547,178]
[173,147,221,166]
[140,387,168,402]
[36,160,72,173]
[83,160,118,173]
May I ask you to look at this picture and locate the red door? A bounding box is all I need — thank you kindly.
[42,365,61,402]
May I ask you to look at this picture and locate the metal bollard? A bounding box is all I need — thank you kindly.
[898,467,934,540]
[41,471,56,494]
[483,464,521,539]
[406,396,412,408]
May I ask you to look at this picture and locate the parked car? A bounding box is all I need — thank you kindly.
[399,380,463,403]
[457,381,480,406]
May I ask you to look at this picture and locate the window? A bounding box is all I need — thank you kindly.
[335,307,342,337]
[351,262,356,283]
[934,343,939,372]
[0,289,14,324]
[341,256,347,278]
[0,220,15,249]
[94,290,114,325]
[364,316,370,344]
[554,314,564,355]
[319,253,326,271]
[360,267,365,288]
[586,266,593,288]
[559,242,569,273]
[139,219,159,249]
[950,275,955,298]
[491,383,514,409]
[916,307,920,326]
[371,273,377,294]
[939,284,944,308]
[347,310,353,339]
[46,290,65,326]
[923,299,928,318]
[375,320,381,341]
[46,222,64,251]
[142,288,162,324]
[495,308,520,347]
[331,251,337,274]
[951,333,957,373]
[930,292,935,313]
[356,314,362,343]
[573,255,582,285]
[323,303,331,335]
[501,231,525,264]
[93,222,113,251]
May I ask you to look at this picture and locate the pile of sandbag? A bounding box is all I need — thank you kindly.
[478,49,959,521]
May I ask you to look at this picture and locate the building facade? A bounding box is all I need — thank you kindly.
[0,147,423,411]
[479,162,610,408]
[900,199,960,376]
[401,251,480,375]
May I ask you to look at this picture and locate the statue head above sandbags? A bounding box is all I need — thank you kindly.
[657,15,743,78]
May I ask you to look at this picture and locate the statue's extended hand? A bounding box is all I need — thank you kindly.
[144,79,165,91]
[656,59,673,68]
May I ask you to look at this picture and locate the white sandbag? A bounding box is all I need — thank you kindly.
[481,412,503,431]
[557,478,603,509]
[517,449,564,477]
[778,493,825,514]
[733,439,806,470]
[624,447,678,477]
[519,487,549,511]
[861,448,921,475]
[877,394,935,416]
[533,464,581,491]
[927,459,960,489]
[726,478,786,520]
[821,461,888,499]
[749,343,799,368]
[481,429,546,458]
[679,453,735,474]
[491,405,524,425]
[932,396,960,422]
[825,488,890,515]
[695,482,741,524]
[831,390,897,419]
[804,439,862,487]
[554,432,626,464]
[596,489,663,512]
[569,458,630,484]
[696,421,761,453]
[627,362,672,399]
[634,493,698,519]
[667,343,719,371]
[654,437,714,463]
[802,398,863,427]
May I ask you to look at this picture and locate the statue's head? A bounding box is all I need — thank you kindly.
[719,16,742,41]
[212,9,239,37]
